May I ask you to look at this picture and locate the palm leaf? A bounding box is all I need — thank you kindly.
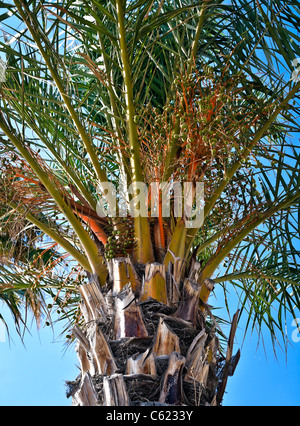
[0,0,300,351]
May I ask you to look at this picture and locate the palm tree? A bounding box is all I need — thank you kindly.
[0,0,300,406]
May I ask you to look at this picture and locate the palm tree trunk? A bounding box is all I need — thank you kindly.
[67,258,240,406]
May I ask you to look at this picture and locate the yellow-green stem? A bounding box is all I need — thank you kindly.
[7,95,97,210]
[116,0,154,263]
[163,0,210,182]
[187,0,210,74]
[9,203,92,272]
[0,116,106,282]
[199,190,300,281]
[95,22,132,184]
[214,272,300,287]
[164,218,187,266]
[13,0,108,186]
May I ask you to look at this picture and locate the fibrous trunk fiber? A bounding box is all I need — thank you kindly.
[66,258,239,406]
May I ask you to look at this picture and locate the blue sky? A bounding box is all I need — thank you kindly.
[223,313,300,406]
[225,336,300,406]
[1,298,300,406]
[213,284,300,406]
[0,306,78,406]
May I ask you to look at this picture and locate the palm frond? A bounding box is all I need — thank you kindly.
[0,0,300,349]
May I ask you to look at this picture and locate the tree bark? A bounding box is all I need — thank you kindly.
[68,258,240,406]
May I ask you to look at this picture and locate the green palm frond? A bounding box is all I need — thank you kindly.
[0,0,300,349]
[213,144,300,344]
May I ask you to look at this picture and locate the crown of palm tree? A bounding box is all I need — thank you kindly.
[0,0,300,350]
